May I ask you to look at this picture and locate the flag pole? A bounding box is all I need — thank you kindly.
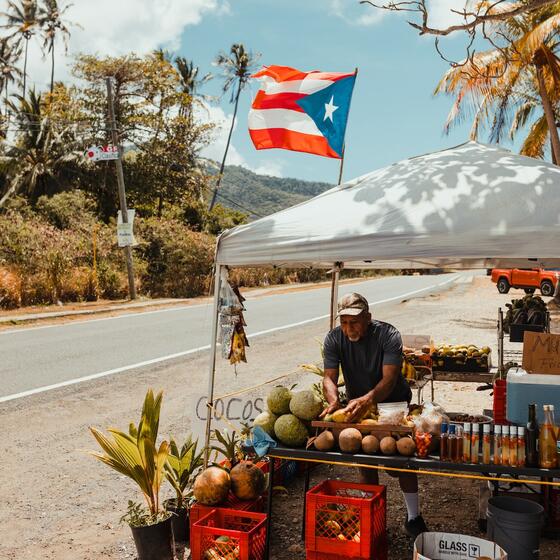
[336,67,358,186]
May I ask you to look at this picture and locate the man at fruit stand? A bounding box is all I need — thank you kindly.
[320,292,428,538]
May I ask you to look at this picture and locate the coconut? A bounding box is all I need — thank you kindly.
[230,461,266,500]
[289,390,323,421]
[267,387,293,415]
[338,428,362,453]
[314,430,335,451]
[193,467,230,506]
[274,414,309,447]
[396,437,416,456]
[361,435,380,454]
[379,436,397,455]
[252,410,278,437]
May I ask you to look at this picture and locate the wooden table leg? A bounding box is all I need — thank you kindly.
[265,457,275,559]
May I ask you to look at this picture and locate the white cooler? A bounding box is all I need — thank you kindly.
[506,368,560,424]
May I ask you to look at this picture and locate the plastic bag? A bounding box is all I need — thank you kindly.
[413,402,449,434]
[377,401,408,425]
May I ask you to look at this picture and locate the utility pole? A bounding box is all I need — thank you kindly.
[106,77,136,300]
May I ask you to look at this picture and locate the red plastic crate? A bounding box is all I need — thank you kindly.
[493,379,509,424]
[191,508,267,560]
[190,493,264,535]
[305,480,387,560]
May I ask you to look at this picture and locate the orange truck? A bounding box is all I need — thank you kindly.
[491,268,559,296]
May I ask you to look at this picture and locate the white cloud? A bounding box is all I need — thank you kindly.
[251,161,284,178]
[427,1,470,30]
[1,0,228,90]
[328,0,385,27]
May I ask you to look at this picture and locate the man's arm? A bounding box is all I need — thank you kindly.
[319,368,341,418]
[344,363,400,421]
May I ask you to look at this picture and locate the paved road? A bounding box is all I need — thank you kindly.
[0,273,465,400]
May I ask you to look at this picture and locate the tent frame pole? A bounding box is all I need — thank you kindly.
[203,263,222,467]
[329,262,343,330]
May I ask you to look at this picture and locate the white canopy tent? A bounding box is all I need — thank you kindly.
[216,141,560,270]
[203,141,560,460]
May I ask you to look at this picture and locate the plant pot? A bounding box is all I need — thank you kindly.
[130,515,174,560]
[164,499,189,544]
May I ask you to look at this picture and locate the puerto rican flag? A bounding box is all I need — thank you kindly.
[248,65,356,159]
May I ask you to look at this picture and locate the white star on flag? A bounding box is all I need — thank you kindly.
[324,96,338,122]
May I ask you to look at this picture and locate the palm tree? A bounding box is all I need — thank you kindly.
[0,38,23,120]
[0,89,81,206]
[175,56,212,115]
[38,0,74,94]
[208,43,259,211]
[1,0,39,100]
[435,2,560,163]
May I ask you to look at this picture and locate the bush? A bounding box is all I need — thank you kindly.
[0,267,22,309]
[35,190,98,230]
[136,218,215,298]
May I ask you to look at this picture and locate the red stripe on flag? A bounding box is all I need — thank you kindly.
[252,65,355,83]
[249,128,341,159]
[251,91,306,112]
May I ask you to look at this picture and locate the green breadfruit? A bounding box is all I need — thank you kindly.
[274,414,309,447]
[267,386,293,415]
[289,390,323,421]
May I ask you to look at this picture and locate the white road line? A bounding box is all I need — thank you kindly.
[0,274,462,403]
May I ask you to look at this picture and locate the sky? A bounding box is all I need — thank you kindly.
[7,0,495,184]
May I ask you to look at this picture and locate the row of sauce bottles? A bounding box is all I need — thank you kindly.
[439,404,558,469]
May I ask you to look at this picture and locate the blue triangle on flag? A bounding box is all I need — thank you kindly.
[296,75,356,157]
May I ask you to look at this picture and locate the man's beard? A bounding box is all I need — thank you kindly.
[348,335,360,342]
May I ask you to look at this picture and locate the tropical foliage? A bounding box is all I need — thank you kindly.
[435,1,560,162]
[89,389,170,523]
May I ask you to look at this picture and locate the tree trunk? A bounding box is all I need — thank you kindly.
[535,62,560,304]
[50,40,55,94]
[209,81,241,211]
[535,64,560,164]
[22,37,29,100]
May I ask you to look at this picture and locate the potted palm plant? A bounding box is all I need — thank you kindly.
[164,435,203,544]
[89,389,174,560]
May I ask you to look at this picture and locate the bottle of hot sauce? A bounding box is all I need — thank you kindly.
[517,427,526,467]
[509,426,518,468]
[502,426,510,466]
[471,424,480,464]
[482,424,491,465]
[463,422,471,463]
[539,405,559,469]
[493,425,502,466]
[440,423,449,461]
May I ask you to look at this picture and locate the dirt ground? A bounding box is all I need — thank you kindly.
[1,275,559,559]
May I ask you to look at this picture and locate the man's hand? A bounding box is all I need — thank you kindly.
[344,395,373,422]
[319,401,341,419]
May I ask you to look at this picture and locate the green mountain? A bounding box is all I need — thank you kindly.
[213,164,333,217]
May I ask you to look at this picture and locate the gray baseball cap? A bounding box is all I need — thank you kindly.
[337,293,369,317]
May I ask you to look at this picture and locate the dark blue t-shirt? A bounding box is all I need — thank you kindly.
[323,320,411,403]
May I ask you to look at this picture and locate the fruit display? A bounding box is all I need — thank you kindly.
[316,505,361,542]
[252,410,277,437]
[361,434,380,454]
[338,428,363,453]
[432,343,491,372]
[193,467,231,506]
[273,414,309,447]
[402,345,433,381]
[267,386,293,415]
[229,461,266,500]
[289,390,323,421]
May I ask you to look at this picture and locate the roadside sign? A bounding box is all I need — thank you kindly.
[117,209,136,247]
[190,392,266,445]
[523,331,560,375]
[85,145,119,161]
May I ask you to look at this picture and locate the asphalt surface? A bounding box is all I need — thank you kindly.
[0,273,465,400]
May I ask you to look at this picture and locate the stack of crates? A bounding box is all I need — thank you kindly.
[191,508,267,560]
[493,379,509,424]
[305,480,387,560]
